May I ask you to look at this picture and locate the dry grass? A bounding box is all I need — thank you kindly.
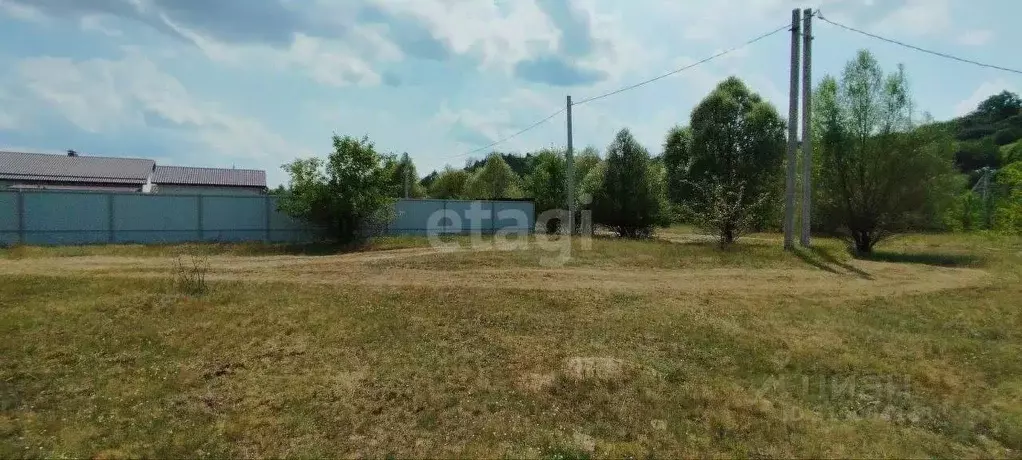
[1,231,1020,458]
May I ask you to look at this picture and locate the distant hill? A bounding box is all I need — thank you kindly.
[944,90,1022,173]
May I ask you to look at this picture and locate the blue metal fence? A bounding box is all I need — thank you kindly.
[0,190,534,246]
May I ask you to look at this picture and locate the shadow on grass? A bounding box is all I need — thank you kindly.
[855,250,984,268]
[791,247,874,280]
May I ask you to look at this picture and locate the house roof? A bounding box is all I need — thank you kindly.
[153,165,266,188]
[0,151,155,185]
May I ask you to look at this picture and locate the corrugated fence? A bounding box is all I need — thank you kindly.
[0,190,535,246]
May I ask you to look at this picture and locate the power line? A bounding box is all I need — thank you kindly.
[571,24,791,107]
[816,10,1022,76]
[448,22,791,159]
[449,108,565,159]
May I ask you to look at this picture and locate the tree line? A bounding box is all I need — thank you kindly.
[277,49,1022,252]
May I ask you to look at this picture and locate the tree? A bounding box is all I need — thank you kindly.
[974,91,1022,123]
[278,135,393,243]
[524,149,568,233]
[662,125,693,205]
[592,128,669,238]
[682,77,786,245]
[813,50,957,253]
[419,170,439,190]
[383,152,426,198]
[428,167,470,199]
[993,162,1022,234]
[464,153,524,199]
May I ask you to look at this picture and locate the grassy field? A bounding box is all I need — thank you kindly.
[1,230,1021,458]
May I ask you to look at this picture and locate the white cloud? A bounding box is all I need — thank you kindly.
[957,29,994,46]
[0,0,42,21]
[369,0,559,71]
[873,0,952,37]
[79,15,122,37]
[11,51,311,180]
[157,14,395,88]
[954,80,1018,116]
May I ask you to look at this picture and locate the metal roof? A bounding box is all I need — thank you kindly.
[0,151,155,184]
[153,165,266,188]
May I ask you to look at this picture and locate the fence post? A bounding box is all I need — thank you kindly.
[107,193,115,243]
[16,190,25,245]
[264,195,272,242]
[197,195,204,241]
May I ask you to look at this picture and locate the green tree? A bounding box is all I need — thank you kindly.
[524,149,568,233]
[383,152,426,198]
[993,162,1022,234]
[419,170,439,190]
[592,128,669,238]
[465,153,524,199]
[683,77,786,244]
[428,167,470,199]
[278,135,393,243]
[662,125,693,205]
[813,50,957,253]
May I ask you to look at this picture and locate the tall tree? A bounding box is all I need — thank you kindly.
[525,149,568,232]
[592,128,669,238]
[683,77,786,245]
[662,125,693,205]
[464,153,524,199]
[813,50,956,253]
[428,167,470,199]
[278,135,393,243]
[383,152,426,198]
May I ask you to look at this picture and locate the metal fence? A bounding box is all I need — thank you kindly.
[0,189,535,246]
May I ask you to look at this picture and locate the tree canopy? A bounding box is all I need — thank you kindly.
[592,128,669,238]
[681,77,786,244]
[813,50,956,253]
[464,153,524,199]
[278,135,393,243]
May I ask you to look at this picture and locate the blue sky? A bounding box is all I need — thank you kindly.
[1,0,1020,186]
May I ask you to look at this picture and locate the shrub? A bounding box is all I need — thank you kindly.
[278,135,394,244]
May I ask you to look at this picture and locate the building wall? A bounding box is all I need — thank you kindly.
[0,190,536,246]
[154,184,265,196]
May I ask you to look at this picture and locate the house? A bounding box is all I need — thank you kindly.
[0,150,267,195]
[151,165,267,195]
[0,150,155,192]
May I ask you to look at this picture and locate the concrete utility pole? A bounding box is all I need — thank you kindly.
[800,8,814,247]
[784,8,801,250]
[566,95,575,235]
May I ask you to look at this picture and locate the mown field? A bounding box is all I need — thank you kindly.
[1,230,1020,458]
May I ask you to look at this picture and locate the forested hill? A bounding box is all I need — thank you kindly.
[930,90,1022,174]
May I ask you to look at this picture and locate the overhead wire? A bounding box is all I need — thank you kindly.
[447,108,565,159]
[816,10,1022,76]
[448,23,793,159]
[571,23,792,106]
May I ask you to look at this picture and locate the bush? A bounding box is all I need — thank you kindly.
[278,135,394,244]
[686,180,770,247]
[172,254,209,296]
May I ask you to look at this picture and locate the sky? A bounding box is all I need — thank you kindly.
[1,0,1020,187]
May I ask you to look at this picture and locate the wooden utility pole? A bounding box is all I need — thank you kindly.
[800,8,814,247]
[566,95,575,235]
[784,8,801,250]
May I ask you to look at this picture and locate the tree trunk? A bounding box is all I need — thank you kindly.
[852,230,873,254]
